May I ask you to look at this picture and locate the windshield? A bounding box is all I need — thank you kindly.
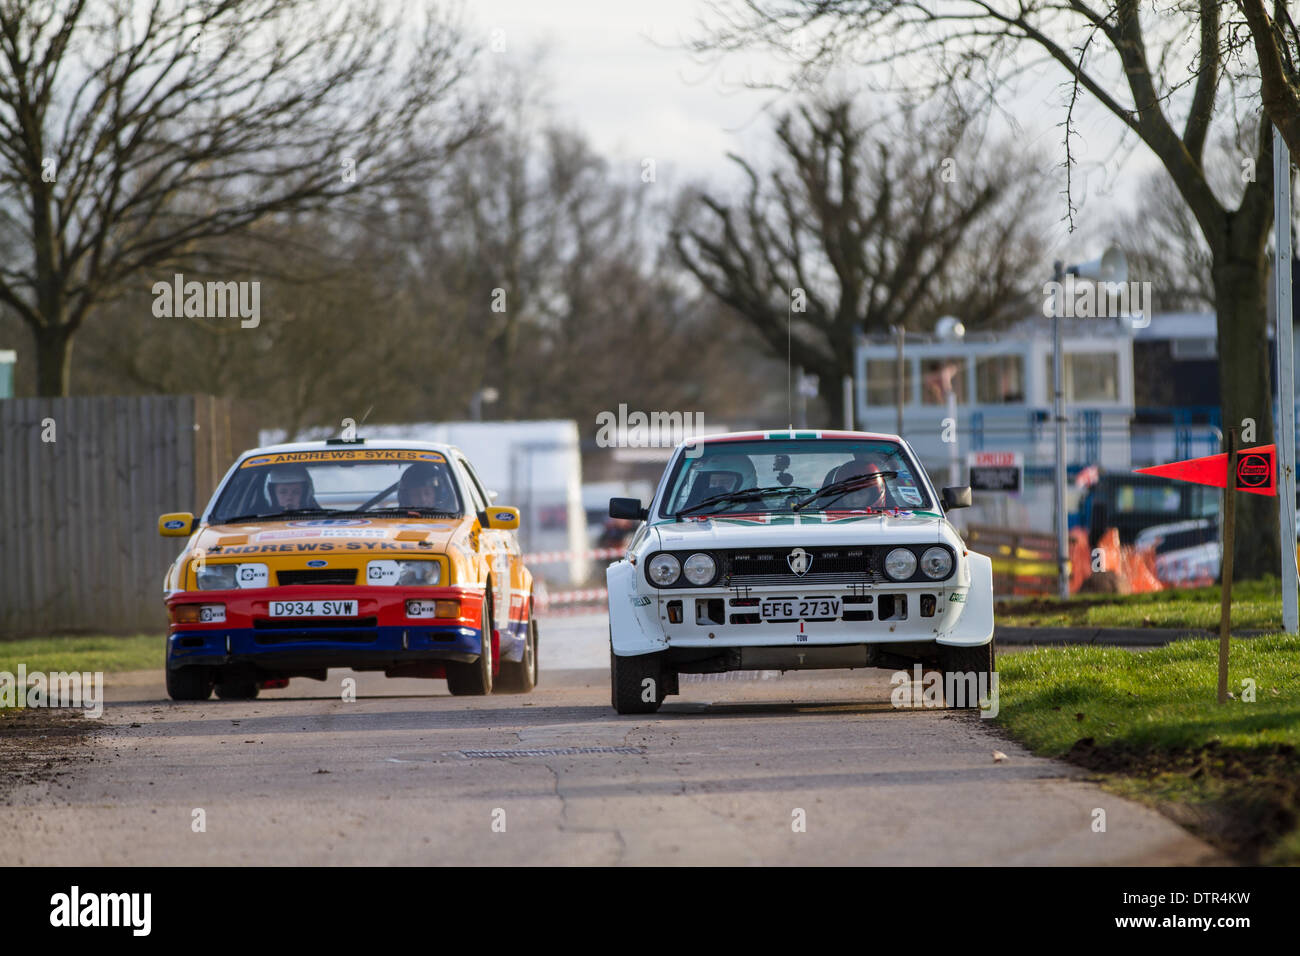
[658,439,934,517]
[208,449,463,523]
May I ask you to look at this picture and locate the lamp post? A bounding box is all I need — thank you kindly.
[935,316,966,493]
[469,387,499,421]
[1051,247,1127,599]
[893,323,905,437]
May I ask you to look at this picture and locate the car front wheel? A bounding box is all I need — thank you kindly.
[447,591,495,696]
[939,640,996,710]
[166,666,213,701]
[610,641,667,715]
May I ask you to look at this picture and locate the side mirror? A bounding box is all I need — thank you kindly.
[941,487,972,511]
[484,507,520,530]
[159,512,195,537]
[609,497,648,521]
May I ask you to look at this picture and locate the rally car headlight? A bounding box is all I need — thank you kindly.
[920,547,953,580]
[884,548,918,581]
[196,562,268,589]
[682,552,717,586]
[196,564,237,590]
[647,553,681,587]
[366,559,441,586]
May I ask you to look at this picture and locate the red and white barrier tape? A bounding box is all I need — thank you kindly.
[524,547,624,565]
[540,587,608,606]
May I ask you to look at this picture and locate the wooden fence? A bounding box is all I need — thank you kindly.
[0,396,259,637]
[962,524,1058,597]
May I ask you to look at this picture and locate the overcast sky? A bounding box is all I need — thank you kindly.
[467,0,1166,261]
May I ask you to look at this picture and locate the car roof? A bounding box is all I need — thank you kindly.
[679,429,905,447]
[238,438,464,459]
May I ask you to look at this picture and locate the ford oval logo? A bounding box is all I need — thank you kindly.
[305,559,328,567]
[495,512,514,522]
[163,519,184,530]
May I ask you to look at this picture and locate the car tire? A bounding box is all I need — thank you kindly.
[495,616,538,694]
[213,674,259,700]
[939,639,996,710]
[610,640,667,715]
[166,666,213,701]
[447,590,495,696]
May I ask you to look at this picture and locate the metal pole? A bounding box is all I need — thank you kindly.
[947,384,960,489]
[843,374,855,431]
[1053,261,1069,599]
[1273,124,1298,633]
[895,325,905,437]
[1219,426,1237,705]
[796,365,807,429]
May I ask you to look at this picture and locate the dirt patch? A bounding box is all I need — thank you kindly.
[1064,737,1300,864]
[0,708,99,804]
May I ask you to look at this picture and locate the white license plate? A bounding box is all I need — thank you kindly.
[760,598,841,621]
[268,599,358,618]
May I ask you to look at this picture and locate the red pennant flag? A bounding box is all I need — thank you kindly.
[1134,444,1276,497]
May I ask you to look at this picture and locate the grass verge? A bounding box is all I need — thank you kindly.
[996,576,1282,630]
[996,634,1300,864]
[0,634,160,679]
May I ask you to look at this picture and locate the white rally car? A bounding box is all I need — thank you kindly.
[606,430,995,713]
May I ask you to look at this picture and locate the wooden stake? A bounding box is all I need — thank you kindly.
[1218,426,1237,704]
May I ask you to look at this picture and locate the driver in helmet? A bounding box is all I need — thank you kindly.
[398,462,458,511]
[822,452,890,510]
[265,464,320,511]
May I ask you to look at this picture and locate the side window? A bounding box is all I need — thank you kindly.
[457,458,489,514]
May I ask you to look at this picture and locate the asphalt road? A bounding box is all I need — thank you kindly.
[0,613,1220,865]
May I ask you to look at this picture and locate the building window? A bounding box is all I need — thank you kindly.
[975,355,1025,404]
[921,357,967,405]
[865,358,912,407]
[1045,352,1120,402]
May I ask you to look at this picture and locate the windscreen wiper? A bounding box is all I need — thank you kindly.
[793,472,897,511]
[674,485,811,517]
[217,508,337,524]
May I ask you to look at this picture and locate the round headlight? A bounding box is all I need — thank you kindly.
[682,552,716,586]
[884,548,917,580]
[647,553,681,586]
[920,547,953,579]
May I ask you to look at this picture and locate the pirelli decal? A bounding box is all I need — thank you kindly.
[240,450,445,467]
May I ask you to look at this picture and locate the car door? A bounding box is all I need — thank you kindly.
[456,456,515,626]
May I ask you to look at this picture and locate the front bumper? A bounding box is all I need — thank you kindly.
[606,551,995,658]
[164,584,525,673]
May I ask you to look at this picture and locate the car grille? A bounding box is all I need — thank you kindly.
[254,617,377,630]
[725,547,885,587]
[253,631,377,645]
[276,569,358,586]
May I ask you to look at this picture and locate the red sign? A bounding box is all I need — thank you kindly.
[1133,444,1276,497]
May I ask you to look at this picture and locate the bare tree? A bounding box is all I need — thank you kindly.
[1237,1,1300,155]
[0,0,486,395]
[672,99,1050,426]
[696,0,1282,576]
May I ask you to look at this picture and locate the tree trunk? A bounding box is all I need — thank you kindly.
[33,324,74,397]
[815,360,853,429]
[1213,254,1279,579]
